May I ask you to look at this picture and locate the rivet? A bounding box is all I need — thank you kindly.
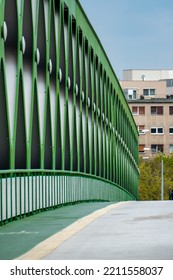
[1,21,7,41]
[87,97,90,108]
[75,84,78,96]
[20,36,26,54]
[67,77,71,89]
[35,48,40,65]
[81,91,85,102]
[58,68,62,82]
[48,59,52,74]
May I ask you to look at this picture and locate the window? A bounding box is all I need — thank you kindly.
[151,127,164,134]
[132,106,145,115]
[151,106,163,115]
[139,144,145,153]
[151,144,164,153]
[138,125,145,134]
[139,107,145,115]
[132,106,138,115]
[124,89,137,100]
[129,90,136,100]
[143,89,156,96]
[169,128,173,134]
[169,106,173,115]
[169,145,173,153]
[166,79,173,87]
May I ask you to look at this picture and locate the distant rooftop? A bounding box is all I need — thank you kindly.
[128,98,173,103]
[123,69,173,81]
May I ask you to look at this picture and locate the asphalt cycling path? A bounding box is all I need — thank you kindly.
[0,201,114,260]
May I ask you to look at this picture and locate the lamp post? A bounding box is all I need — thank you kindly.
[143,147,164,200]
[161,158,164,200]
[152,149,164,201]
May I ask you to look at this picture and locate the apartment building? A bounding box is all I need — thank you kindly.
[120,69,173,157]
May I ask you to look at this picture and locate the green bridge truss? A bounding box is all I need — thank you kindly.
[0,0,139,224]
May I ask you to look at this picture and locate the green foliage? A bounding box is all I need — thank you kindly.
[139,154,173,200]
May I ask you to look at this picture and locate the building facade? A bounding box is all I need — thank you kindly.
[123,69,173,83]
[120,69,173,157]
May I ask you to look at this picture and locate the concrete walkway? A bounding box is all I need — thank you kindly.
[40,201,173,260]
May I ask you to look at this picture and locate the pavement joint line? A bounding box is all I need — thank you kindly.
[16,201,130,260]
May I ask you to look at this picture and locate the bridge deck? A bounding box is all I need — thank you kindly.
[0,202,113,260]
[42,201,173,260]
[1,201,173,260]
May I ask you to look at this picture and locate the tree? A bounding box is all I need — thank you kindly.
[139,154,173,200]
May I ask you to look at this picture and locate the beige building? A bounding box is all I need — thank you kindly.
[120,70,173,157]
[123,69,173,82]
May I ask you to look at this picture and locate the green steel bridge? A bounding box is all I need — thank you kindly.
[0,0,139,225]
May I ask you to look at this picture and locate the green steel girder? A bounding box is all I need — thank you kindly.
[0,0,139,221]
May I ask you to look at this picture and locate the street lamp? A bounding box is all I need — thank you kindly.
[143,147,164,200]
[160,158,164,201]
[142,156,149,160]
[139,129,150,135]
[141,129,150,133]
[140,127,164,200]
[143,147,150,151]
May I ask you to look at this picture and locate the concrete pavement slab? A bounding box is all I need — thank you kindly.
[42,201,173,260]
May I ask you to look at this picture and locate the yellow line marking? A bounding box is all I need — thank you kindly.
[16,202,129,260]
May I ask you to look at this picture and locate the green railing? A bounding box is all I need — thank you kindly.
[0,170,135,224]
[0,0,139,224]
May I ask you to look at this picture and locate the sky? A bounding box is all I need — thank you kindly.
[79,0,173,80]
